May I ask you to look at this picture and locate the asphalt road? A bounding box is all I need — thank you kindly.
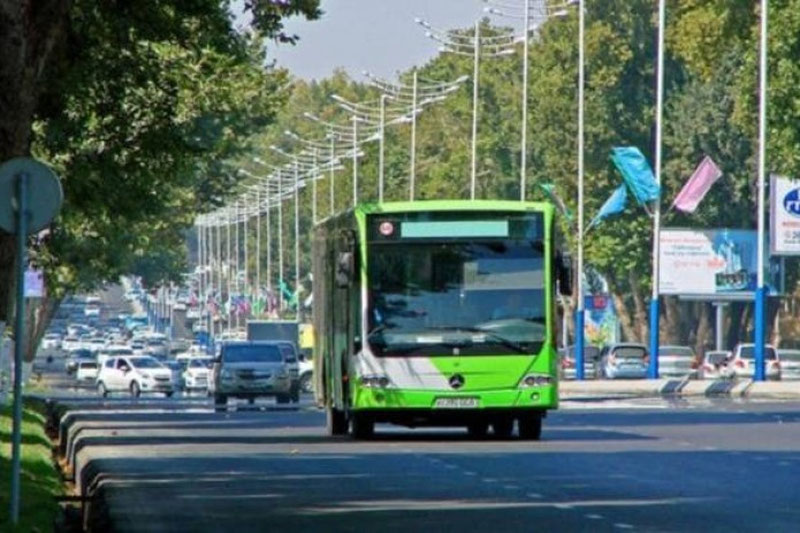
[50,395,800,533]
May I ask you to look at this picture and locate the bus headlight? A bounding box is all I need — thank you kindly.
[360,375,390,388]
[519,374,552,388]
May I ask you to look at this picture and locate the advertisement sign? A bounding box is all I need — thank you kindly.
[583,294,620,345]
[770,175,800,255]
[24,269,44,298]
[659,228,781,298]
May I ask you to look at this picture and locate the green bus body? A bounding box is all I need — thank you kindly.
[313,200,561,438]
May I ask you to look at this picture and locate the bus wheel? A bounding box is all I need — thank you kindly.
[326,406,348,436]
[491,417,514,439]
[467,421,489,439]
[518,413,542,440]
[351,413,374,440]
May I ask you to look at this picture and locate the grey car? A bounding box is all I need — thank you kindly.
[559,345,600,379]
[598,343,648,379]
[209,342,292,407]
[777,349,800,380]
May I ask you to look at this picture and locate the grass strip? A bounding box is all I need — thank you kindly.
[0,399,61,532]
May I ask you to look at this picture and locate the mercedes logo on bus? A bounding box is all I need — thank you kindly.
[449,374,465,390]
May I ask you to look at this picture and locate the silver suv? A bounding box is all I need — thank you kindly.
[209,342,292,407]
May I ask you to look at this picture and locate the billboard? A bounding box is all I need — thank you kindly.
[770,175,800,255]
[584,294,620,345]
[659,228,781,298]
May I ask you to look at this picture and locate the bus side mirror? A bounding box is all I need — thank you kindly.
[556,251,572,296]
[336,252,355,288]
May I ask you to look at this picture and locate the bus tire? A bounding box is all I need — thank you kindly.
[492,417,514,439]
[326,406,348,436]
[351,413,374,440]
[518,413,543,440]
[467,421,489,439]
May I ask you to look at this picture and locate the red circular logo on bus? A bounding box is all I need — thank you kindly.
[379,221,394,236]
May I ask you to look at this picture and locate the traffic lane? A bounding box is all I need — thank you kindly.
[68,401,800,532]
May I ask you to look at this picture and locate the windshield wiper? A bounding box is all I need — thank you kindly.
[424,326,531,354]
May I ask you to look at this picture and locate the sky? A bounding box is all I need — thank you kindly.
[264,0,516,82]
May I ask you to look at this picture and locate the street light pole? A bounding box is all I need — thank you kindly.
[471,20,480,200]
[575,0,586,380]
[278,172,284,314]
[256,187,261,315]
[330,130,336,215]
[294,159,301,318]
[266,182,272,313]
[352,115,359,206]
[520,0,530,201]
[648,0,667,379]
[379,94,388,203]
[754,0,769,381]
[410,69,418,201]
[312,147,318,224]
[226,207,232,333]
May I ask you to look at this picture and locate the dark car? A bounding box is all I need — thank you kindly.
[559,344,600,379]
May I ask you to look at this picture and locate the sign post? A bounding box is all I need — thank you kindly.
[0,157,62,525]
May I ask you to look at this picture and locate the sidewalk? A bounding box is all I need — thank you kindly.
[560,378,800,400]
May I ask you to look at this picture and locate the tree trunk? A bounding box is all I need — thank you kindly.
[612,292,636,342]
[694,302,711,356]
[0,0,71,322]
[23,295,60,362]
[662,296,681,344]
[628,272,648,342]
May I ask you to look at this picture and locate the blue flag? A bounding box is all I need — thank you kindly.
[588,184,627,230]
[610,147,660,205]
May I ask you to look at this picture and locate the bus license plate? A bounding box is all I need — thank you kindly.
[434,397,479,409]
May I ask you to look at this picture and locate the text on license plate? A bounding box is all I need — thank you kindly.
[434,397,479,408]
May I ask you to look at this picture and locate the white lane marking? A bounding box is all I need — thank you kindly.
[503,484,519,490]
[482,478,498,483]
[585,514,604,520]
[614,523,635,530]
[778,461,791,466]
[527,493,542,499]
[443,464,457,470]
[463,471,477,476]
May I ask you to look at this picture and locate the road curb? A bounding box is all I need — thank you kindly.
[561,378,800,400]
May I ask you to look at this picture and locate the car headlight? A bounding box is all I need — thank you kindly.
[518,374,552,388]
[140,372,152,379]
[360,375,390,388]
[221,369,233,380]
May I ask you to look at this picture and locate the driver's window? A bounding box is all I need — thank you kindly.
[116,358,129,370]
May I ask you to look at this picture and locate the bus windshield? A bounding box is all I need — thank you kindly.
[367,240,546,356]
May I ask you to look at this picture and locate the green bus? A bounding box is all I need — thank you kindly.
[313,200,570,439]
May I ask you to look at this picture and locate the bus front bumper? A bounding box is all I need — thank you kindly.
[352,385,558,411]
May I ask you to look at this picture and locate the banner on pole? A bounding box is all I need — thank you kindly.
[659,228,782,299]
[770,174,800,255]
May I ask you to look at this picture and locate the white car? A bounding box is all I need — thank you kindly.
[96,356,174,397]
[75,361,99,382]
[730,343,781,380]
[298,354,313,394]
[41,333,62,351]
[182,358,212,390]
[778,349,800,380]
[61,336,81,352]
[699,350,734,380]
[84,305,101,318]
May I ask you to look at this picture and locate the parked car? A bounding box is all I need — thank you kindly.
[96,356,174,397]
[777,349,800,380]
[182,358,212,391]
[699,350,734,380]
[559,345,600,379]
[298,350,313,394]
[163,360,185,391]
[730,343,781,380]
[41,333,62,351]
[65,349,95,374]
[75,360,99,382]
[61,336,81,352]
[145,338,169,359]
[277,342,301,402]
[209,342,292,407]
[598,343,649,379]
[84,305,101,318]
[658,345,699,378]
